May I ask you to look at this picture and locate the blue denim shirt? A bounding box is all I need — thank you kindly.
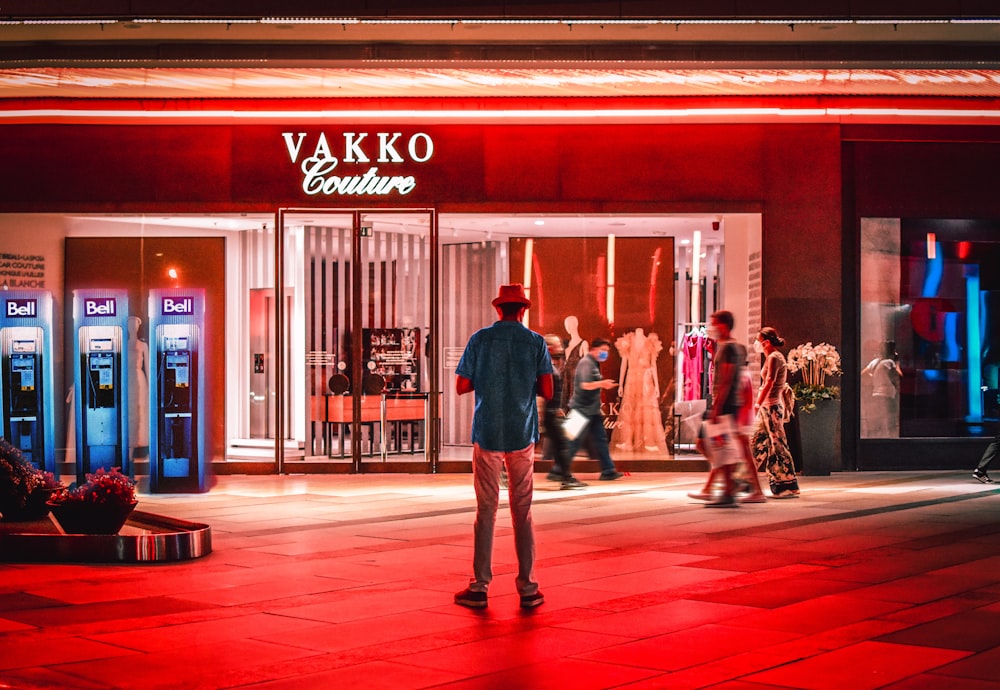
[456,320,553,451]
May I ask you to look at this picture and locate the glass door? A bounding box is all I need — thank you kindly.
[277,209,438,472]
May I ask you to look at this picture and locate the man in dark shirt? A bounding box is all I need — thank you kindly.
[453,284,552,610]
[563,338,624,481]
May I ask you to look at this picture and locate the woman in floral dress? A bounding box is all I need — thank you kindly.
[751,327,800,498]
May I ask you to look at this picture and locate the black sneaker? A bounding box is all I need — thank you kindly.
[973,469,993,484]
[599,471,624,481]
[454,588,488,609]
[546,471,565,482]
[520,591,545,609]
[560,476,588,490]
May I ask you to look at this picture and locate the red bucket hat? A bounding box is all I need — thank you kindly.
[491,283,532,309]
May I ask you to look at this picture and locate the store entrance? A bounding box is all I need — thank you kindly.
[276,209,438,472]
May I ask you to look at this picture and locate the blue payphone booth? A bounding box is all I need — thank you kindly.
[73,290,129,481]
[0,290,56,474]
[148,288,205,493]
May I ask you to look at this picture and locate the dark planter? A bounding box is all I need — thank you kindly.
[48,500,138,535]
[798,399,841,476]
[1,488,56,522]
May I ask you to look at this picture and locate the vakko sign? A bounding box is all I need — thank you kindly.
[281,131,434,197]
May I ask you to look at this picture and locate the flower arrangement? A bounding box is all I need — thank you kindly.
[786,342,843,413]
[50,467,137,508]
[0,438,63,520]
[47,468,138,534]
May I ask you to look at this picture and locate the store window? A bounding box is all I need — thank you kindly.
[860,218,1000,439]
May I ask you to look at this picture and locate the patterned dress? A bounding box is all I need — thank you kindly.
[751,351,800,496]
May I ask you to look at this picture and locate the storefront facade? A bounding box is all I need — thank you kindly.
[3,5,1000,479]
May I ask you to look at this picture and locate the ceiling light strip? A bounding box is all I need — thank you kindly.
[2,107,1000,122]
[0,17,999,26]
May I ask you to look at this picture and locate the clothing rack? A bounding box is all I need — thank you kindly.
[675,322,713,404]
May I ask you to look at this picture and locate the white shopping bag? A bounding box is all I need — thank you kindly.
[702,414,741,468]
[562,408,590,441]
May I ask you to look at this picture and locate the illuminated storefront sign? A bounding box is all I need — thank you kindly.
[281,131,434,197]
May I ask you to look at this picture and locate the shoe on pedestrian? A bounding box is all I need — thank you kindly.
[687,491,712,501]
[546,471,565,482]
[599,471,624,481]
[560,476,588,490]
[770,491,799,499]
[740,493,767,504]
[705,494,739,508]
[454,588,488,609]
[973,469,993,484]
[520,591,545,609]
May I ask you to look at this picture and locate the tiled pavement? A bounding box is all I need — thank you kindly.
[2,469,1000,689]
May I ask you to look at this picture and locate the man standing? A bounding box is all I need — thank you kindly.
[453,284,551,610]
[564,338,624,481]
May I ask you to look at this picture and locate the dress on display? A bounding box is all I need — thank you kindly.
[614,329,667,453]
[561,339,587,410]
[681,326,713,401]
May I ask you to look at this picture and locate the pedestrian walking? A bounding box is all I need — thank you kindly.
[563,338,624,481]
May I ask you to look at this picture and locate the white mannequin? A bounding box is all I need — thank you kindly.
[563,315,588,361]
[127,316,150,456]
[561,315,590,410]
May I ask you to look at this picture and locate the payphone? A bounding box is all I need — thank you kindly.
[148,288,205,492]
[73,290,129,481]
[0,290,56,474]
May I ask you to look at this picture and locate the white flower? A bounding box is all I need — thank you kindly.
[786,342,842,386]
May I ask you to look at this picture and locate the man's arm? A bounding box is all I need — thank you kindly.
[456,375,474,396]
[537,373,553,400]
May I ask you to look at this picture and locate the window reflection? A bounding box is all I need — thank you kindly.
[861,218,1000,438]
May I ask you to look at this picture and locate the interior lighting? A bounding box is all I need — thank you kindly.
[563,19,660,24]
[606,234,616,325]
[855,18,950,24]
[6,106,1000,124]
[0,16,996,27]
[261,17,359,24]
[19,18,116,25]
[156,18,258,24]
[966,266,983,420]
[522,238,534,328]
[363,19,457,24]
[460,19,561,24]
[927,232,937,260]
[691,230,702,322]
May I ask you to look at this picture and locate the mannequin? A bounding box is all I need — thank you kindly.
[615,328,667,453]
[561,315,589,410]
[127,316,150,458]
